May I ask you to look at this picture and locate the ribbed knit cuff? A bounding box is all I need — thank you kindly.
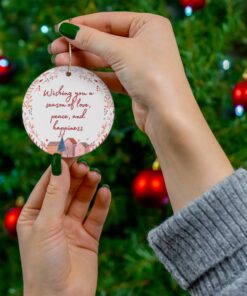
[148,168,247,296]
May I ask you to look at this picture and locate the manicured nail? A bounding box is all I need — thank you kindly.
[52,153,61,176]
[102,184,110,189]
[59,23,80,40]
[51,54,56,64]
[47,43,52,54]
[90,167,101,175]
[77,159,88,166]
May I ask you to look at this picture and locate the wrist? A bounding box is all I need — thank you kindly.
[24,289,64,296]
[145,94,199,143]
[145,90,233,212]
[143,69,197,134]
[24,285,65,296]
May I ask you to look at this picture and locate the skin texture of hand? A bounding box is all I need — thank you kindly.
[17,160,111,296]
[50,12,190,133]
[49,12,234,211]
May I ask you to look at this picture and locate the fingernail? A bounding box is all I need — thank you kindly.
[77,159,88,166]
[90,167,101,175]
[51,54,56,64]
[59,23,80,40]
[102,184,110,189]
[47,43,52,54]
[52,153,61,176]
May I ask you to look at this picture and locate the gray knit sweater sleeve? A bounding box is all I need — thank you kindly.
[148,168,247,296]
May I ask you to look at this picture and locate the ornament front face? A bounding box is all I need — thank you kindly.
[23,66,114,157]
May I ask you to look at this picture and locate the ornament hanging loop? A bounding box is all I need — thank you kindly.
[66,19,72,77]
[66,43,72,77]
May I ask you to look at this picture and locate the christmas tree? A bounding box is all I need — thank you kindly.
[0,0,247,295]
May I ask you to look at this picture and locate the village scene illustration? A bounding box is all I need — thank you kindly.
[46,137,93,157]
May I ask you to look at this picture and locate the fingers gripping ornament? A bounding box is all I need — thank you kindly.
[22,42,114,158]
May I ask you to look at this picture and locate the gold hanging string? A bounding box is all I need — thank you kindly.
[66,19,72,76]
[66,42,72,76]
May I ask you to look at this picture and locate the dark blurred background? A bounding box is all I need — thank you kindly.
[0,0,247,295]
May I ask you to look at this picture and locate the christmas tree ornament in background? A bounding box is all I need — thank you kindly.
[3,196,24,236]
[232,69,247,117]
[40,24,50,34]
[243,69,247,81]
[181,0,206,15]
[22,42,114,158]
[132,160,169,207]
[0,53,14,83]
[4,207,22,236]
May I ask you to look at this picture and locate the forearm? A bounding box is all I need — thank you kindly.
[146,85,234,212]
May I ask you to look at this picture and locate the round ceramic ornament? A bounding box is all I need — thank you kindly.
[22,66,114,158]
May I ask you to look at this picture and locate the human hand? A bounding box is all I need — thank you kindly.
[17,157,111,296]
[49,12,193,134]
[48,12,233,213]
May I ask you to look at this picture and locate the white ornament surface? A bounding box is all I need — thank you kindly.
[23,66,114,157]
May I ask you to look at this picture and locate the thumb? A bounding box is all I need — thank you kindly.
[57,22,124,64]
[38,154,70,223]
